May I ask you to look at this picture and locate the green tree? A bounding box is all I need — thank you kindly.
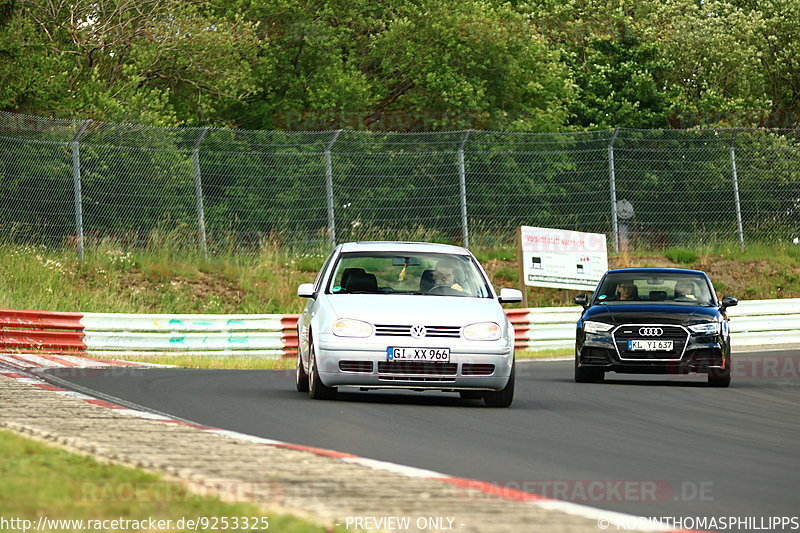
[226,0,574,131]
[1,0,263,125]
[650,0,772,127]
[738,0,800,126]
[366,0,574,131]
[525,0,673,128]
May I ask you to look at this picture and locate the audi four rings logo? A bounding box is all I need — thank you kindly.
[639,327,663,336]
[410,325,427,338]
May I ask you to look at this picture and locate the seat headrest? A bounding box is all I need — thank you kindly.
[420,269,435,292]
[340,268,366,288]
[346,271,377,293]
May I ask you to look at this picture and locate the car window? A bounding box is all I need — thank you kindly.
[325,252,492,298]
[594,273,714,305]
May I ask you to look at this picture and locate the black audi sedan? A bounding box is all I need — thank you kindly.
[573,268,738,387]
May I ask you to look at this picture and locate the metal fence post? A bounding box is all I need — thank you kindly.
[608,128,620,252]
[458,130,472,248]
[193,127,210,257]
[325,130,342,250]
[71,119,92,260]
[729,129,746,250]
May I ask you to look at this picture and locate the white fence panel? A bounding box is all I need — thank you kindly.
[82,313,285,332]
[70,299,799,357]
[84,331,284,351]
[517,298,800,351]
[726,299,800,317]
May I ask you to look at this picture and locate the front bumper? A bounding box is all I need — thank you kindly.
[577,329,730,375]
[315,334,514,390]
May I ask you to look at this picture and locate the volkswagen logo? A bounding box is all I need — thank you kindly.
[639,327,663,336]
[410,325,427,338]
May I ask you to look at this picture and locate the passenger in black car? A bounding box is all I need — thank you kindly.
[616,281,638,300]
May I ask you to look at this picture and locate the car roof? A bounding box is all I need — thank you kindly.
[605,267,708,276]
[338,241,471,255]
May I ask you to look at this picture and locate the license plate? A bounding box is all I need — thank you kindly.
[628,339,674,351]
[387,347,451,362]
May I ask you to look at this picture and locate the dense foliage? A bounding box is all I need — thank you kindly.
[1,0,798,130]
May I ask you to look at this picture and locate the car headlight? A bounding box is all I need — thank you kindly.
[584,321,613,334]
[689,322,720,334]
[332,318,373,338]
[463,322,502,341]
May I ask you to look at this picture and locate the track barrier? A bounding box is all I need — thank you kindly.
[1,299,797,359]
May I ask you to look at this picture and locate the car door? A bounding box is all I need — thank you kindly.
[299,247,338,368]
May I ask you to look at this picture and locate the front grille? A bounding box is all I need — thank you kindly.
[339,361,373,373]
[374,324,461,338]
[377,362,458,375]
[462,364,495,376]
[613,325,689,360]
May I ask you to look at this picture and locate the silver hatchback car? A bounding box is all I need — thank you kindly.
[296,242,522,407]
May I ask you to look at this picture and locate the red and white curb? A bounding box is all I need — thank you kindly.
[0,352,169,371]
[1,366,692,533]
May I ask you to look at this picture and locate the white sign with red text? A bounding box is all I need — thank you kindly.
[519,226,608,290]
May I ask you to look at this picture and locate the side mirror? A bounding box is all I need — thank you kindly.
[297,283,316,298]
[498,288,523,303]
[721,296,738,310]
[573,293,589,308]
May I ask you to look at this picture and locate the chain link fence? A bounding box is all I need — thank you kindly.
[1,111,798,256]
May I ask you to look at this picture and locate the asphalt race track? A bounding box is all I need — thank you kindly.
[47,351,800,521]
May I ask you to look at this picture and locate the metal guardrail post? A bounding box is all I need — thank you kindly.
[729,130,745,251]
[458,130,472,248]
[325,130,342,249]
[71,120,92,260]
[193,127,210,258]
[608,128,620,252]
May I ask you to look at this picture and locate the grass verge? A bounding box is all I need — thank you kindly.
[0,429,339,533]
[1,241,797,315]
[119,354,295,370]
[517,348,572,359]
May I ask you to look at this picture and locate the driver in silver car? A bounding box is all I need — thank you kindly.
[432,260,465,292]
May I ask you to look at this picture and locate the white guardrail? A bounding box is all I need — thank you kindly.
[1,299,797,358]
[80,313,299,357]
[510,298,800,351]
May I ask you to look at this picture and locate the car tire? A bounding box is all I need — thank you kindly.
[483,364,514,407]
[308,342,337,400]
[459,391,484,400]
[295,347,309,393]
[707,367,731,388]
[574,355,605,383]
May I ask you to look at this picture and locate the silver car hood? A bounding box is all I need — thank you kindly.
[326,294,506,326]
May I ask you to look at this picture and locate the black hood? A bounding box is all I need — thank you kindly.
[582,303,721,326]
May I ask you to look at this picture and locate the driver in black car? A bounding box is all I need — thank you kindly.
[674,280,697,300]
[432,260,464,292]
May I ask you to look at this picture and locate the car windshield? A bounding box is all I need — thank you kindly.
[594,272,715,306]
[326,252,492,298]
